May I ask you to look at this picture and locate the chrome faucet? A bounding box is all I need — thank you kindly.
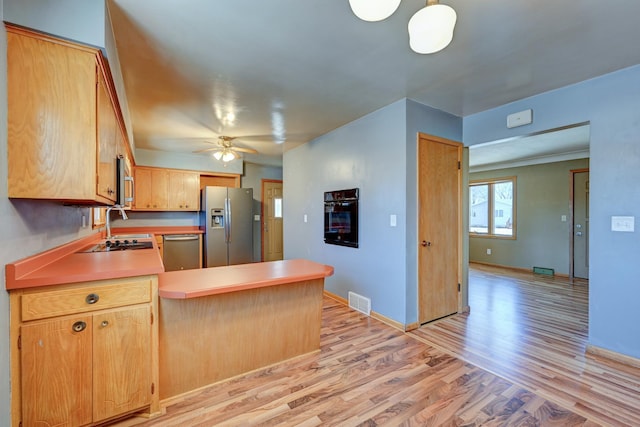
[105,205,129,239]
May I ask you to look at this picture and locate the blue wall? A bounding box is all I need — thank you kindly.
[5,0,106,48]
[464,65,640,359]
[284,99,461,326]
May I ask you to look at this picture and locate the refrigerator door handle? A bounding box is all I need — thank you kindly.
[225,197,231,243]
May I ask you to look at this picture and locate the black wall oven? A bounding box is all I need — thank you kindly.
[324,188,359,248]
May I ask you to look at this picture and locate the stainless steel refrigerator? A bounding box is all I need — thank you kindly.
[201,186,254,267]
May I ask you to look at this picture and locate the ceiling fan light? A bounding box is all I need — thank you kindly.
[408,3,456,54]
[221,150,237,162]
[213,150,223,160]
[349,0,401,22]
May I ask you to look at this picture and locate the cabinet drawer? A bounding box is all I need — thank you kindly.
[21,278,151,322]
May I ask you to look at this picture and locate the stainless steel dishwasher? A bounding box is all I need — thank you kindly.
[163,234,201,271]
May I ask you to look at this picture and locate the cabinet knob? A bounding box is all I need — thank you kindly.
[100,320,109,328]
[85,293,100,304]
[72,321,87,332]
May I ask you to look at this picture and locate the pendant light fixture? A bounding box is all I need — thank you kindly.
[408,0,457,54]
[348,0,401,22]
[348,0,456,54]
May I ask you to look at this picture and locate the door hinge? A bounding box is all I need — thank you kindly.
[458,283,461,292]
[17,335,21,350]
[151,382,155,395]
[457,161,461,170]
[150,312,154,325]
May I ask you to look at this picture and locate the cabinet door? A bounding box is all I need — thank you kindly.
[134,167,169,210]
[168,171,200,210]
[7,29,97,201]
[21,316,93,427]
[183,172,200,210]
[134,167,153,210]
[97,69,118,202]
[93,306,151,421]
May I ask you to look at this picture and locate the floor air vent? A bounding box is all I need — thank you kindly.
[533,266,555,276]
[348,291,371,316]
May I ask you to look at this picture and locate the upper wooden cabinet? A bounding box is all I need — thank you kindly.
[6,24,128,205]
[168,170,200,210]
[134,166,200,211]
[133,167,169,210]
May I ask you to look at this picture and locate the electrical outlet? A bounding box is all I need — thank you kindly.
[486,248,492,255]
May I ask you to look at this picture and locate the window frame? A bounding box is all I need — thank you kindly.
[469,176,517,239]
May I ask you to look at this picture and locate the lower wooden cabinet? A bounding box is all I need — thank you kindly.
[10,276,160,427]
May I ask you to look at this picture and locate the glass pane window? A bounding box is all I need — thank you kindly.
[469,184,489,234]
[274,198,283,218]
[493,181,513,236]
[469,177,516,238]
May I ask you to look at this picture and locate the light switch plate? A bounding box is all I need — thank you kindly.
[390,214,397,227]
[611,216,634,232]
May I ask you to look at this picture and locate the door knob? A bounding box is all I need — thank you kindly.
[575,231,583,236]
[421,241,432,247]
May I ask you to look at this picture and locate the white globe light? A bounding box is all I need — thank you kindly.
[408,4,457,54]
[349,0,402,22]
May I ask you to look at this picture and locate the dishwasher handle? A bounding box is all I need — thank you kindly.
[163,234,199,241]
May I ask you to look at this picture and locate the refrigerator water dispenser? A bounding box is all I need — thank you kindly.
[211,209,225,228]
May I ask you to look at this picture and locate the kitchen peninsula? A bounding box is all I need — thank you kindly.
[5,230,333,426]
[158,259,334,400]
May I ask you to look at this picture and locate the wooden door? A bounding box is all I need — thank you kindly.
[418,134,462,324]
[262,180,284,261]
[21,316,93,427]
[93,306,151,421]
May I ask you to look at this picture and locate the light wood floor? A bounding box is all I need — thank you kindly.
[410,263,640,426]
[125,264,640,426]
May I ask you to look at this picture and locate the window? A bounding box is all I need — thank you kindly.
[469,177,516,238]
[273,197,283,218]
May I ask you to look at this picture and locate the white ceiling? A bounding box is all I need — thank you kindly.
[107,0,640,165]
[469,123,590,172]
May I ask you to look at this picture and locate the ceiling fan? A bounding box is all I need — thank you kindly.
[193,136,258,162]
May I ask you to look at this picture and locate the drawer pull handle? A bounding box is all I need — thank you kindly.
[101,320,109,328]
[85,293,100,304]
[72,321,87,332]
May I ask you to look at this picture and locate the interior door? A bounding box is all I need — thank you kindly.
[262,180,284,261]
[418,133,462,324]
[572,170,589,279]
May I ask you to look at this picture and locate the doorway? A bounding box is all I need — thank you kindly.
[417,133,462,324]
[261,180,284,261]
[571,169,589,280]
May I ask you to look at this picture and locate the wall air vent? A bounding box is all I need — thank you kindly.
[348,291,371,316]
